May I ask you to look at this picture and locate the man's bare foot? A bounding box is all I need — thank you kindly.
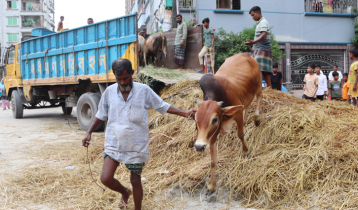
[119,188,132,209]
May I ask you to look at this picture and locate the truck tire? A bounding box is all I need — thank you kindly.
[77,92,104,132]
[11,90,24,119]
[62,103,73,115]
[93,92,106,131]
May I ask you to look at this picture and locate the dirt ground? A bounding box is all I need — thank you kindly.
[0,107,253,210]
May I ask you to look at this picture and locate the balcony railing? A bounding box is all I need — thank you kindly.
[138,0,145,13]
[179,0,194,8]
[305,0,356,14]
[49,0,55,9]
[22,16,42,28]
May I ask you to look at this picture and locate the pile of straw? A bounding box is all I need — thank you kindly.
[2,80,358,209]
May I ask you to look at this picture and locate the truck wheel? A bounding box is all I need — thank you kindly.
[77,92,104,132]
[11,90,24,119]
[62,103,73,115]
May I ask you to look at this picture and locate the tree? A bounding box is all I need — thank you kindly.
[214,25,285,69]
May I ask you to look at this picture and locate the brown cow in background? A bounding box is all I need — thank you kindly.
[145,32,167,66]
[138,35,147,67]
[195,53,262,191]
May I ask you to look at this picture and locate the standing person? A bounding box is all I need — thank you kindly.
[315,64,328,100]
[348,47,358,106]
[195,18,215,74]
[82,59,196,210]
[173,14,187,69]
[87,18,94,25]
[270,62,282,90]
[328,65,343,82]
[0,79,10,110]
[342,73,350,103]
[245,6,273,88]
[57,16,64,32]
[303,63,319,102]
[328,72,343,101]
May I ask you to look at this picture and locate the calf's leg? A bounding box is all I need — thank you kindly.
[208,141,218,191]
[235,110,249,155]
[143,51,147,66]
[254,92,262,126]
[243,108,248,125]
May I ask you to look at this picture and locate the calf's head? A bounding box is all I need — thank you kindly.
[194,100,242,152]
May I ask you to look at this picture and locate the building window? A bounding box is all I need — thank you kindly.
[216,0,240,10]
[8,34,18,43]
[23,2,33,11]
[305,0,356,13]
[7,17,18,26]
[7,47,15,64]
[17,44,21,63]
[7,1,17,9]
[179,0,193,8]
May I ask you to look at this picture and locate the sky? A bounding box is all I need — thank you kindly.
[55,0,125,29]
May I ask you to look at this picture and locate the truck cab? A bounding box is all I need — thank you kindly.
[2,43,22,98]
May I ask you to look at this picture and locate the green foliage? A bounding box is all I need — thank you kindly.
[214,25,285,68]
[183,12,197,27]
[351,33,358,46]
[351,8,358,46]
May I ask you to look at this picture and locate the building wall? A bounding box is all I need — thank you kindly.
[192,0,355,43]
[0,0,55,54]
[127,0,355,42]
[126,0,355,86]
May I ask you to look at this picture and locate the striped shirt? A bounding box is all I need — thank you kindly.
[253,17,272,51]
[96,82,171,164]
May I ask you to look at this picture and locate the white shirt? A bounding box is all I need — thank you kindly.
[315,73,328,96]
[328,71,343,81]
[96,82,171,164]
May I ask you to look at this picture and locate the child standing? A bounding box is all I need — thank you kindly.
[195,18,215,74]
[303,63,319,102]
[315,64,328,100]
[348,48,358,106]
[270,63,282,90]
[328,71,342,100]
[342,73,350,102]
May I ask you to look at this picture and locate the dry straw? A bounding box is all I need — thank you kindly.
[2,80,358,209]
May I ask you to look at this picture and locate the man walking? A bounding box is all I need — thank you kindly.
[245,6,273,88]
[82,59,195,210]
[173,14,187,69]
[57,16,64,32]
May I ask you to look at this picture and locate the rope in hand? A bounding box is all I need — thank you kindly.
[86,112,196,191]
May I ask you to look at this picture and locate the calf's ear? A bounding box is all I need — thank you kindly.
[222,105,242,116]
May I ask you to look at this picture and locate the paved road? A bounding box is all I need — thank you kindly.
[0,107,78,177]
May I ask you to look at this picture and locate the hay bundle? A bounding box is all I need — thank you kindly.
[146,80,358,209]
[2,80,358,209]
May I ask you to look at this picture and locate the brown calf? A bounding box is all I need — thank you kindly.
[195,53,262,191]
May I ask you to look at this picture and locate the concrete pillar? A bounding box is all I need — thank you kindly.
[285,42,291,82]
